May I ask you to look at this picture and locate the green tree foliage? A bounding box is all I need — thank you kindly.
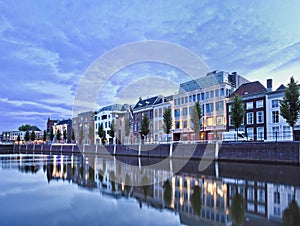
[43,130,47,142]
[50,127,54,142]
[18,124,31,131]
[231,193,245,226]
[30,130,36,141]
[17,134,21,143]
[72,129,75,142]
[97,123,106,145]
[140,114,150,143]
[25,130,30,142]
[108,119,115,138]
[283,199,300,226]
[63,129,67,141]
[191,102,202,138]
[125,118,131,137]
[56,129,62,142]
[280,77,300,141]
[231,95,245,140]
[163,179,172,207]
[163,108,172,140]
[191,185,202,216]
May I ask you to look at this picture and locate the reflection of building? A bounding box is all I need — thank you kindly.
[173,70,248,141]
[267,184,300,222]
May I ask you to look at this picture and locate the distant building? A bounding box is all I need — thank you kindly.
[53,119,72,143]
[132,96,165,144]
[226,81,268,141]
[94,104,128,144]
[46,118,58,134]
[73,111,95,144]
[1,126,42,142]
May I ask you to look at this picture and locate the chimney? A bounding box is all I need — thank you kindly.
[267,79,272,92]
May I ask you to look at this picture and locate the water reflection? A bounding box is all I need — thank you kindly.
[1,153,300,225]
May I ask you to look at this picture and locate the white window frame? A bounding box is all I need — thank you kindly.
[247,112,253,124]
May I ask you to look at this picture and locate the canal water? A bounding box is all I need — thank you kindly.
[0,152,299,226]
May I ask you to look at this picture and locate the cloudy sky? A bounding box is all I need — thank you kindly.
[1,0,300,131]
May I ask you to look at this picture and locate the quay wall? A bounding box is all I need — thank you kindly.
[5,141,300,165]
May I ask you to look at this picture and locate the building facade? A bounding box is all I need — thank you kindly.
[226,81,268,141]
[73,111,94,144]
[173,70,249,141]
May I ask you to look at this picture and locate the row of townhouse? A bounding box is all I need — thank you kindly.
[72,70,299,144]
[226,79,300,141]
[1,126,42,143]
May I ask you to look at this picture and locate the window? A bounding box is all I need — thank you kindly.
[201,93,205,100]
[274,191,280,204]
[248,187,254,201]
[192,94,196,102]
[228,105,232,112]
[257,127,264,140]
[283,126,291,139]
[217,116,223,126]
[256,100,263,108]
[175,121,180,129]
[174,99,177,105]
[205,92,209,100]
[272,99,279,108]
[197,93,200,101]
[272,111,279,123]
[210,90,214,98]
[206,103,214,113]
[229,115,234,126]
[177,98,181,105]
[220,88,225,96]
[159,108,162,117]
[182,108,188,116]
[215,89,219,97]
[246,102,253,109]
[272,126,279,139]
[185,96,188,103]
[189,95,192,102]
[247,112,253,124]
[257,111,264,123]
[181,97,184,104]
[174,109,180,117]
[216,101,224,111]
[247,128,254,140]
[207,117,214,126]
[257,189,265,202]
[183,121,188,128]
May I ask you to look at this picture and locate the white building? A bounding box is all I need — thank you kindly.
[94,104,129,144]
[173,70,249,141]
[266,84,300,141]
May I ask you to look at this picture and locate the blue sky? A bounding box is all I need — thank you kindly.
[1,0,300,131]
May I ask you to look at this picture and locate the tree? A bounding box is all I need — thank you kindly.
[88,125,94,144]
[280,77,300,141]
[231,193,245,226]
[24,130,30,142]
[191,102,202,140]
[43,130,47,142]
[50,127,54,142]
[108,119,115,139]
[63,129,67,143]
[30,130,36,142]
[283,199,300,226]
[56,129,61,142]
[191,185,202,216]
[140,113,150,144]
[163,108,172,142]
[98,123,105,145]
[17,134,21,143]
[72,129,75,142]
[18,124,31,131]
[230,95,245,140]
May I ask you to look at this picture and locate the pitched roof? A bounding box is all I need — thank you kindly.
[29,126,41,131]
[229,81,267,98]
[276,84,286,91]
[56,119,72,126]
[133,96,162,110]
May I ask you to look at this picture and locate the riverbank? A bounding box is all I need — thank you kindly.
[1,141,299,165]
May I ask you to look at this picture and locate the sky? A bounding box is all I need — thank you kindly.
[1,0,300,131]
